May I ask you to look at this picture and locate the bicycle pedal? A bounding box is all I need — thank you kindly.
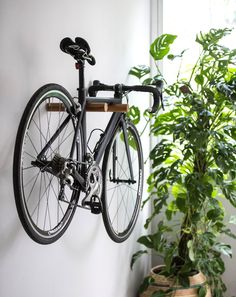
[91,201,102,214]
[84,197,102,214]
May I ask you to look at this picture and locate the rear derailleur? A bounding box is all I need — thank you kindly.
[51,154,103,214]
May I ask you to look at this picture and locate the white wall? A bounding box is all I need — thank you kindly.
[0,1,151,297]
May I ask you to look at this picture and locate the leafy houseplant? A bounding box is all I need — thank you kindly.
[129,28,236,297]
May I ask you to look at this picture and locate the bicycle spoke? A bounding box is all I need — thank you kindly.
[45,100,52,157]
[47,129,74,160]
[43,173,52,230]
[25,170,41,203]
[121,154,138,178]
[57,110,62,155]
[116,157,130,180]
[26,132,39,156]
[23,170,41,188]
[111,185,129,228]
[108,184,119,209]
[32,117,48,149]
[36,172,43,225]
[116,139,128,179]
[118,185,131,231]
[23,165,35,170]
[45,172,65,218]
[106,183,125,192]
[24,151,37,160]
[30,173,54,218]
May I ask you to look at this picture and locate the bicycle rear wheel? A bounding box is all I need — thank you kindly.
[102,120,143,242]
[13,84,82,244]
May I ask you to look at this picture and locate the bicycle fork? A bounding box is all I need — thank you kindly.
[109,119,136,185]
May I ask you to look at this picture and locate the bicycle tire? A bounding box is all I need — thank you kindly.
[13,83,83,244]
[102,119,143,242]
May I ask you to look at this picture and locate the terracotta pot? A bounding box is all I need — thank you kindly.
[140,265,211,297]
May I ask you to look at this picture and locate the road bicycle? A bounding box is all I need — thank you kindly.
[13,37,162,244]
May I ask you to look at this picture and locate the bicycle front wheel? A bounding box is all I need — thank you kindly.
[102,120,143,242]
[13,84,82,244]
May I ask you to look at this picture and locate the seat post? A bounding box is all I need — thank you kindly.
[75,60,87,164]
[75,60,86,106]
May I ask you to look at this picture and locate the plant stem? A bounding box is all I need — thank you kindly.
[188,50,204,84]
[140,117,151,137]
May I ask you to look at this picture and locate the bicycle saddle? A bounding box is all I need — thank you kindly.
[60,37,95,65]
[75,37,91,53]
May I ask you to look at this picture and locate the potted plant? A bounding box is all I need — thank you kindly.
[129,28,236,297]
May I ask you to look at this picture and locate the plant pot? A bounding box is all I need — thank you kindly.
[140,265,211,297]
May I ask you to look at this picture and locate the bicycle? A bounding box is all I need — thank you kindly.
[13,37,162,244]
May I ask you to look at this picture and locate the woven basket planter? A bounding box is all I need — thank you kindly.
[140,265,211,297]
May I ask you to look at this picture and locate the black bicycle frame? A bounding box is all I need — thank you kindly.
[37,60,134,190]
[71,61,124,163]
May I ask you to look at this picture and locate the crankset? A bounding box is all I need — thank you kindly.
[82,164,103,214]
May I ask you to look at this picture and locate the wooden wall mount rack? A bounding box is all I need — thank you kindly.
[46,103,129,113]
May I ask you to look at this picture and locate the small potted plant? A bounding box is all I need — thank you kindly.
[129,28,236,297]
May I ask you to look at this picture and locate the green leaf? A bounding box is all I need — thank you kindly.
[139,276,155,294]
[229,215,236,224]
[127,105,140,125]
[208,169,224,185]
[164,253,173,272]
[150,140,173,167]
[151,290,166,297]
[222,181,236,207]
[207,209,223,221]
[214,243,232,258]
[224,125,236,141]
[187,240,195,261]
[195,74,204,85]
[222,228,236,240]
[150,34,177,61]
[130,250,148,269]
[172,183,185,198]
[198,286,207,297]
[178,274,190,288]
[183,149,192,161]
[129,65,150,79]
[167,54,175,60]
[176,195,187,212]
[119,130,138,150]
[196,28,232,50]
[143,78,153,85]
[165,209,173,221]
[137,235,154,249]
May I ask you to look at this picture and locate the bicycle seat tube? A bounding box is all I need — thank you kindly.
[69,60,87,161]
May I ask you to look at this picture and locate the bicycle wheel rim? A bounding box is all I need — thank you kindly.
[14,86,80,243]
[102,122,143,242]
